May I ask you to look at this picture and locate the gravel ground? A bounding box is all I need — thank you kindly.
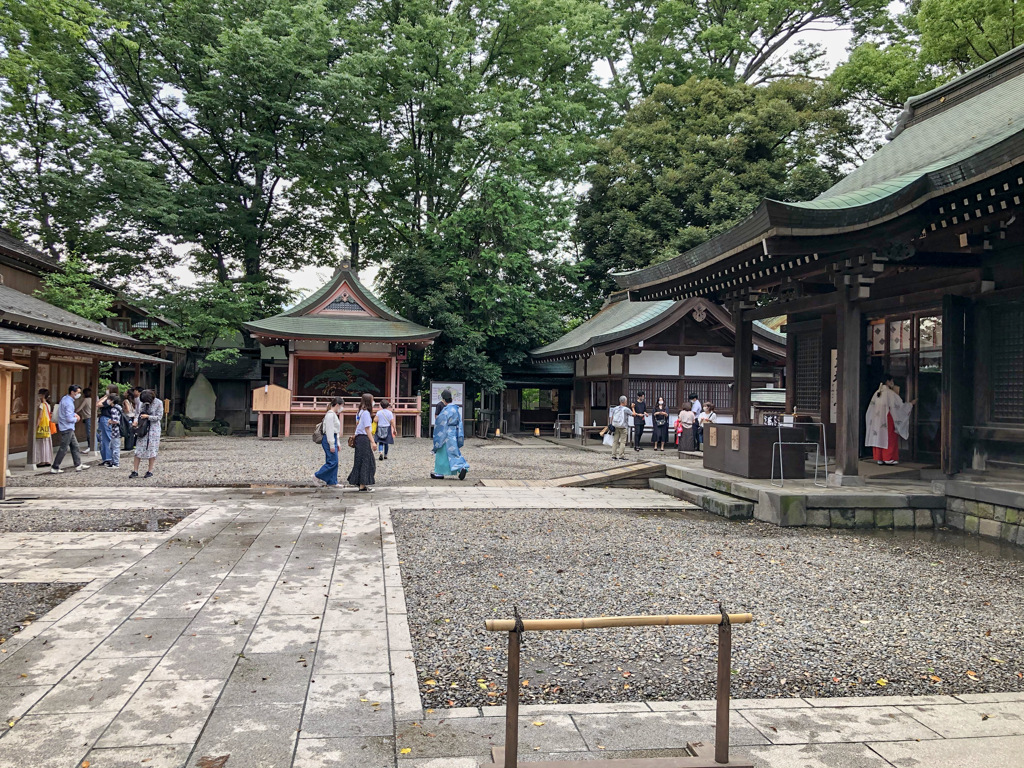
[0,508,194,533]
[9,435,617,488]
[393,507,1024,708]
[0,583,86,644]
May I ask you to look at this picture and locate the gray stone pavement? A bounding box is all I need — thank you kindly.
[0,486,1020,768]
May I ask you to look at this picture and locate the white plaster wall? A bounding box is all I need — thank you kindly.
[610,354,623,375]
[685,352,733,378]
[629,350,679,376]
[576,358,586,377]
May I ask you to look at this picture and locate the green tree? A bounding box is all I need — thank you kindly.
[600,0,892,109]
[34,255,113,321]
[309,0,613,389]
[575,77,856,304]
[130,280,276,364]
[919,0,1024,71]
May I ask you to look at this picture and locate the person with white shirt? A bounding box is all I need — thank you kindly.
[347,392,378,491]
[697,402,717,451]
[374,399,396,461]
[609,395,631,461]
[689,393,703,451]
[314,397,343,487]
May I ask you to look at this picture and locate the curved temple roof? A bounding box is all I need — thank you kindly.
[244,268,439,344]
[615,43,1024,294]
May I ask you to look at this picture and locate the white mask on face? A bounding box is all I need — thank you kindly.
[74,392,81,399]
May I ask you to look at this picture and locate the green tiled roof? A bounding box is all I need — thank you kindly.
[531,294,677,359]
[615,43,1024,292]
[284,268,405,320]
[244,315,439,342]
[245,267,439,343]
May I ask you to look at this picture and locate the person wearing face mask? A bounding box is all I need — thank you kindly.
[652,397,670,452]
[51,385,90,473]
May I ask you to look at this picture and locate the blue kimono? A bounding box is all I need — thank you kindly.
[432,403,469,475]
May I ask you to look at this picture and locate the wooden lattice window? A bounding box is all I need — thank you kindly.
[795,332,821,413]
[683,379,733,412]
[628,379,678,411]
[991,304,1024,423]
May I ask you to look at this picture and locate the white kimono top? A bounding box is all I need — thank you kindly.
[864,384,914,449]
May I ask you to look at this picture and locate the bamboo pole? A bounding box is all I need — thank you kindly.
[485,613,752,632]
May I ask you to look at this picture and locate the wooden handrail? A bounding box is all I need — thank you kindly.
[485,612,752,632]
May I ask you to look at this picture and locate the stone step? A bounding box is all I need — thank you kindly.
[664,463,761,502]
[649,477,754,519]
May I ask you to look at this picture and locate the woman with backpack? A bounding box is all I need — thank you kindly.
[347,393,377,491]
[314,397,344,486]
[129,389,163,479]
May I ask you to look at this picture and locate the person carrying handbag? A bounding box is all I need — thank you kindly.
[347,393,377,491]
[314,397,343,486]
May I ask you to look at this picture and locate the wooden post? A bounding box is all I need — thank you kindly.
[834,288,862,481]
[26,349,39,468]
[0,361,28,499]
[715,619,732,764]
[784,329,796,413]
[90,358,100,454]
[504,630,520,768]
[733,308,752,425]
[942,295,972,475]
[285,353,296,437]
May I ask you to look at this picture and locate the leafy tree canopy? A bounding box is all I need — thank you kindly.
[130,280,278,364]
[575,77,855,305]
[34,254,113,321]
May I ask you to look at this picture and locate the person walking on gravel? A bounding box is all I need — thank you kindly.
[129,389,163,479]
[630,391,648,452]
[374,399,396,461]
[347,392,377,492]
[314,397,343,486]
[609,395,631,461]
[431,389,469,480]
[51,385,89,474]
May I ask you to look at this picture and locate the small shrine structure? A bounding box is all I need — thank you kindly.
[243,264,439,437]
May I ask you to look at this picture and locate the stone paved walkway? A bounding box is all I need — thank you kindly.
[0,486,1021,768]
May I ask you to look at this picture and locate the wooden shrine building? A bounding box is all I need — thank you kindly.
[0,231,168,465]
[530,292,785,433]
[616,45,1024,482]
[243,266,439,437]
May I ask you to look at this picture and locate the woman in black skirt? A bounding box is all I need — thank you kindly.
[347,392,378,492]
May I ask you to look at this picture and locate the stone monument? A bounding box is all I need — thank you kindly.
[185,373,217,422]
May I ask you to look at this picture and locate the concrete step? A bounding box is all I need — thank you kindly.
[649,477,754,519]
[664,463,761,502]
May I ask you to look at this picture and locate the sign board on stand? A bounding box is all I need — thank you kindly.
[429,381,464,426]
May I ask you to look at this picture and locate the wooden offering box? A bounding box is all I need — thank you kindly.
[703,424,807,479]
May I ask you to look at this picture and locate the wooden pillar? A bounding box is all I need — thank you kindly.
[834,289,863,482]
[133,361,141,388]
[0,361,26,499]
[942,295,972,475]
[784,330,796,413]
[26,349,39,468]
[285,353,296,437]
[733,309,752,425]
[90,358,100,454]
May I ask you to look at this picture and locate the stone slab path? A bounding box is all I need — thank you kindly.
[0,486,1020,768]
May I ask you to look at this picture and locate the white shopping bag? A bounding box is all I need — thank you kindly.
[602,434,613,447]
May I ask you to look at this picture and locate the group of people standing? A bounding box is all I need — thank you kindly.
[313,389,470,490]
[34,384,163,477]
[604,391,717,460]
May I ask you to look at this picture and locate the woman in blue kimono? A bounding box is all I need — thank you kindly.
[431,390,469,480]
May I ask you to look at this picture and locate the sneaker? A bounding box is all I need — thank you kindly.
[128,471,139,479]
[49,467,64,474]
[75,464,90,472]
[358,486,374,493]
[109,464,119,469]
[877,461,883,465]
[458,468,468,481]
[883,460,899,465]
[378,454,383,461]
[144,471,154,479]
